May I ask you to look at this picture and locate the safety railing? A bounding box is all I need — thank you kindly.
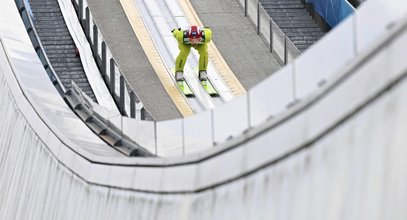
[72,0,154,121]
[65,81,155,157]
[241,0,302,64]
[15,0,66,96]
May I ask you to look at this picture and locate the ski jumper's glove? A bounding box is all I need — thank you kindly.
[172,28,184,44]
[202,27,212,44]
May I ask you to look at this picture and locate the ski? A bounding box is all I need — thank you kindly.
[198,70,219,97]
[200,79,219,97]
[172,68,195,97]
[177,80,195,97]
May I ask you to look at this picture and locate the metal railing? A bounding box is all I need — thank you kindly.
[65,81,155,157]
[72,0,154,121]
[240,0,302,64]
[15,0,66,96]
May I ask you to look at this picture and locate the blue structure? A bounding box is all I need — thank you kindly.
[306,0,355,27]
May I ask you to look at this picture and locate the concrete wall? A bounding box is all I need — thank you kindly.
[1,0,407,219]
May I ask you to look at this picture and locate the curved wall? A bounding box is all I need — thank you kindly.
[1,0,407,219]
[1,43,407,219]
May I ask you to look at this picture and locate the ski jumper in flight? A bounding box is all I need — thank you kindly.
[172,26,212,81]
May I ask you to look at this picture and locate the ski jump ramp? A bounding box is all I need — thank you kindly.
[1,0,407,219]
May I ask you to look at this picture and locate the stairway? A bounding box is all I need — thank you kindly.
[28,0,97,102]
[260,0,326,52]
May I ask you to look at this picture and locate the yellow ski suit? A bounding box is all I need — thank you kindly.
[172,27,212,72]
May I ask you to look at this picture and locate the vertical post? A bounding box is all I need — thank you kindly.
[270,19,273,52]
[244,0,248,17]
[92,24,98,55]
[130,91,136,118]
[284,36,287,65]
[110,59,115,97]
[119,75,125,115]
[78,0,83,21]
[140,107,146,120]
[257,2,260,35]
[101,42,106,80]
[85,8,90,41]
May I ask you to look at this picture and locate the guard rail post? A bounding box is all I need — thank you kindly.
[257,2,260,35]
[270,19,273,52]
[244,0,248,17]
[130,91,136,118]
[101,42,106,80]
[119,75,125,115]
[85,8,90,41]
[78,0,83,22]
[110,58,115,97]
[92,24,98,56]
[140,108,146,120]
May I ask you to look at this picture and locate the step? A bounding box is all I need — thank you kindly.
[27,3,59,8]
[51,62,82,68]
[34,19,66,25]
[268,11,310,18]
[288,35,323,41]
[49,57,82,64]
[260,0,302,4]
[41,40,75,46]
[45,48,77,55]
[272,14,314,21]
[34,16,63,21]
[267,8,308,13]
[31,7,61,13]
[285,32,325,38]
[282,27,323,33]
[57,73,87,79]
[296,44,310,51]
[292,39,319,45]
[53,66,83,72]
[262,4,304,10]
[37,31,71,37]
[275,18,316,24]
[34,24,67,29]
[36,27,69,33]
[29,1,59,5]
[29,2,59,7]
[32,12,63,17]
[275,22,319,28]
[43,44,75,49]
[47,53,78,59]
[38,35,73,42]
[60,78,90,85]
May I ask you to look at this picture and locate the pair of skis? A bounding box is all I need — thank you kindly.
[176,71,218,97]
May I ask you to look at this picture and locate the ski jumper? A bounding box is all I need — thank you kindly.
[172,26,212,73]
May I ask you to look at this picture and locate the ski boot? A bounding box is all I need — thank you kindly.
[198,71,208,81]
[175,71,185,81]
